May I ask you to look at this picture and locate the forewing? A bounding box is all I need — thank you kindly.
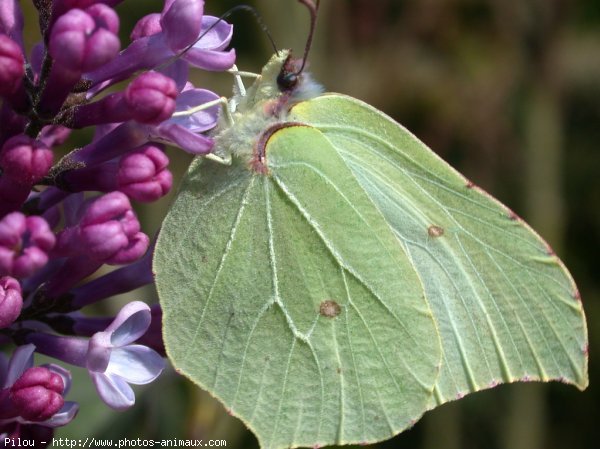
[155,127,441,449]
[289,94,588,408]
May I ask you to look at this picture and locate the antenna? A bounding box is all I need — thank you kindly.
[294,0,320,75]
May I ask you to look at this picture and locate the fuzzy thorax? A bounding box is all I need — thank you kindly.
[211,50,324,164]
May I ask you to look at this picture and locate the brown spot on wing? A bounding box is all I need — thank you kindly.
[428,225,444,237]
[319,300,341,318]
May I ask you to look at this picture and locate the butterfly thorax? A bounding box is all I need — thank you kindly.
[210,50,323,168]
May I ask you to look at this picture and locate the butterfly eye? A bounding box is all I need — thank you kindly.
[277,71,299,91]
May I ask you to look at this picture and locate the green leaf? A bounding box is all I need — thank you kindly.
[154,51,588,449]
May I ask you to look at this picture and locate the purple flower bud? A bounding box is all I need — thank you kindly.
[0,135,53,186]
[86,3,119,35]
[61,145,172,201]
[51,0,124,22]
[0,213,56,278]
[131,13,162,40]
[125,72,178,125]
[54,192,148,265]
[49,6,120,73]
[0,345,77,429]
[9,367,64,422]
[0,276,22,328]
[117,145,172,202]
[0,34,24,97]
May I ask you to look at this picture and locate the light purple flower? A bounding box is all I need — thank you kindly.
[0,213,56,279]
[167,86,220,132]
[85,0,234,90]
[86,302,164,410]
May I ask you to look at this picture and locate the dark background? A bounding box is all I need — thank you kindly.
[19,0,598,448]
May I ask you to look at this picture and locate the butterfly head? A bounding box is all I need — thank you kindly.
[276,56,302,92]
[238,50,323,115]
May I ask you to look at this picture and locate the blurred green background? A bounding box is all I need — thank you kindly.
[20,0,599,448]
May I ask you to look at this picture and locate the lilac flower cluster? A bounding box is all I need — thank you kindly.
[1,0,233,443]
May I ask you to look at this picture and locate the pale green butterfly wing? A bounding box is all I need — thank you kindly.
[156,50,588,448]
[288,94,589,405]
[154,126,441,448]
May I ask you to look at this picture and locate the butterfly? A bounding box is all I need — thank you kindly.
[154,3,588,449]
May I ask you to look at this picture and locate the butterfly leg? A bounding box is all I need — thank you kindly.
[227,64,260,98]
[172,96,235,127]
[202,97,234,165]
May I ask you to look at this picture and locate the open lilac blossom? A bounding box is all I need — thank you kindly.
[85,0,234,90]
[27,302,164,410]
[86,302,164,410]
[0,276,22,329]
[0,213,56,279]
